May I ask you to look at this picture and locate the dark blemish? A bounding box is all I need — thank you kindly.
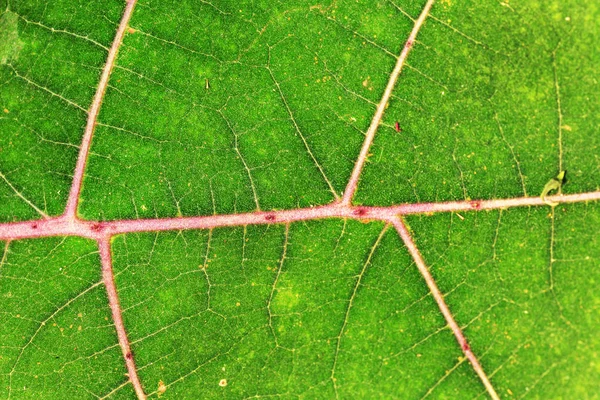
[90,223,103,232]
[31,223,38,229]
[394,121,401,132]
[462,343,470,352]
[125,352,133,360]
[353,207,368,217]
[405,39,413,49]
[265,214,276,222]
[470,200,481,210]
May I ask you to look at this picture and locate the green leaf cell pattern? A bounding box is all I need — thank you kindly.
[0,0,598,399]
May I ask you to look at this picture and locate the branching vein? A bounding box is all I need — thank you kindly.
[0,170,49,218]
[390,217,499,400]
[7,64,87,112]
[218,110,261,210]
[99,237,146,400]
[341,0,435,205]
[266,49,340,200]
[331,225,388,398]
[64,0,138,219]
[267,223,290,347]
[494,113,527,196]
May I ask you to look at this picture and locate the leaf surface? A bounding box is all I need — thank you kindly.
[0,0,599,398]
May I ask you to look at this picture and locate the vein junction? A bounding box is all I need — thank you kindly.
[2,0,598,399]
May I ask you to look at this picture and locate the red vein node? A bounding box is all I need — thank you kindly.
[353,207,369,216]
[265,213,276,221]
[470,200,482,210]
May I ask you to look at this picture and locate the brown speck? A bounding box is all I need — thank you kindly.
[127,27,137,34]
[219,379,228,387]
[31,223,38,229]
[125,352,133,360]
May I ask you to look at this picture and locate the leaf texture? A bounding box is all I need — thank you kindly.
[0,0,599,398]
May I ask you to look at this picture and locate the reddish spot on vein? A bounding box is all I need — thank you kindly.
[265,214,276,222]
[31,223,38,229]
[462,343,471,352]
[125,352,133,360]
[405,40,413,49]
[470,200,482,210]
[90,223,104,232]
[353,207,369,217]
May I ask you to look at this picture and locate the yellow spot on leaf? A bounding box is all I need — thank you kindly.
[273,288,300,310]
[157,380,167,396]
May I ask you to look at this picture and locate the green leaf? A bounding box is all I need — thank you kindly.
[1,0,599,399]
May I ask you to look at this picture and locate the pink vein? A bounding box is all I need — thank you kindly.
[8,0,588,396]
[1,191,598,241]
[99,237,146,400]
[340,0,435,205]
[63,0,138,220]
[390,217,500,400]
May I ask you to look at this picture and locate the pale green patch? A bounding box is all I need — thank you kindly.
[272,287,300,310]
[0,11,23,65]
